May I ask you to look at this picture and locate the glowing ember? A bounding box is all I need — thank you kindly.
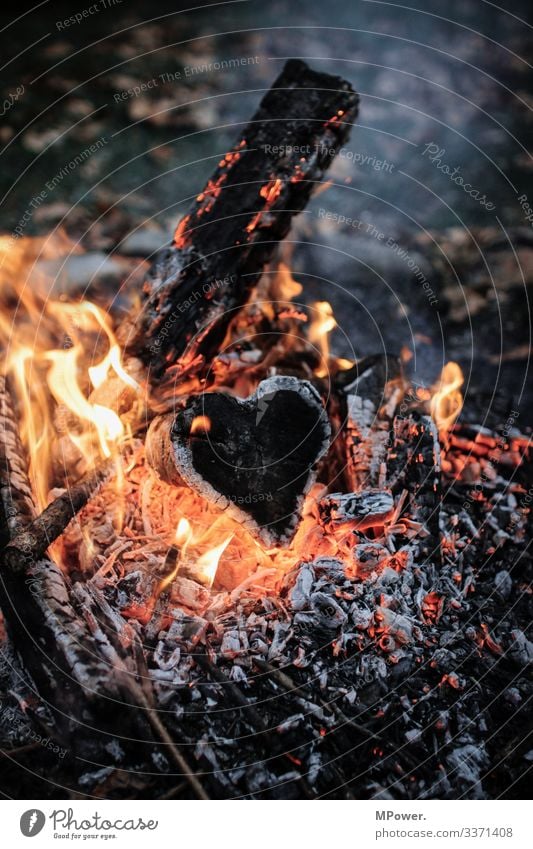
[260,178,283,203]
[430,362,464,434]
[156,553,180,598]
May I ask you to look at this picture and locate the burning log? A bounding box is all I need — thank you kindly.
[0,375,36,548]
[0,376,209,793]
[0,377,166,748]
[2,458,115,574]
[123,59,358,374]
[146,376,331,546]
[0,375,120,742]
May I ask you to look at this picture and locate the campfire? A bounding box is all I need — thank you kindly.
[0,60,531,801]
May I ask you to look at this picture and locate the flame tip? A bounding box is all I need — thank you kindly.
[430,361,464,434]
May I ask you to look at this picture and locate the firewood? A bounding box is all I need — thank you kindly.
[3,458,114,575]
[146,376,331,546]
[0,382,154,742]
[123,59,358,374]
[386,413,442,560]
[336,354,405,491]
[0,378,215,795]
[318,489,395,532]
[0,376,115,741]
[0,374,35,548]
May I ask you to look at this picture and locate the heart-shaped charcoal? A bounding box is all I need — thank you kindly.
[146,376,331,546]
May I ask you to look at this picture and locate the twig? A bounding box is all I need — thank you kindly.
[142,702,210,801]
[158,780,188,800]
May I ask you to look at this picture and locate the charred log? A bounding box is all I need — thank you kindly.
[0,376,117,745]
[146,376,331,546]
[3,458,114,575]
[0,376,200,784]
[386,413,442,561]
[0,375,35,549]
[336,354,405,491]
[123,60,358,375]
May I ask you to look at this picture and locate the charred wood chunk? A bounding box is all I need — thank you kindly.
[343,394,386,489]
[319,490,394,532]
[146,376,331,546]
[125,59,358,374]
[336,354,405,491]
[386,413,442,558]
[352,542,391,577]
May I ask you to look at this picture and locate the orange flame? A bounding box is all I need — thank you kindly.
[271,262,303,302]
[309,301,336,377]
[430,362,464,434]
[195,534,233,588]
[175,517,193,547]
[0,236,139,508]
[336,357,354,371]
[190,415,211,435]
[164,517,233,592]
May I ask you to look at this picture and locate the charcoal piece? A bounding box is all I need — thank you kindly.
[123,59,358,375]
[386,413,442,559]
[289,561,316,610]
[310,591,348,629]
[146,376,331,546]
[337,354,404,491]
[352,542,390,577]
[319,489,394,532]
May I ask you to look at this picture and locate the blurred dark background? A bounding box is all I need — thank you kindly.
[1,0,532,424]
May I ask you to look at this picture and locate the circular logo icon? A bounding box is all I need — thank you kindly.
[20,810,46,837]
